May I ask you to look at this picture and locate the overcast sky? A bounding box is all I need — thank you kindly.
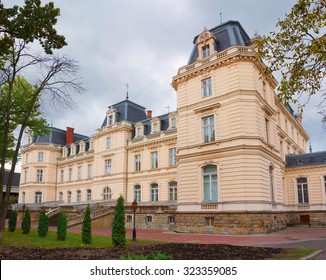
[4,0,326,152]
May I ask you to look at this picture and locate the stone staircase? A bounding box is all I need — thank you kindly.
[67,207,113,227]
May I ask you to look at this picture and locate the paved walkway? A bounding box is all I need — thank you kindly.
[68,226,326,251]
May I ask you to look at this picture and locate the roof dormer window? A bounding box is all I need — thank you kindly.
[135,123,144,138]
[150,118,161,134]
[168,113,177,130]
[202,45,210,58]
[106,107,117,126]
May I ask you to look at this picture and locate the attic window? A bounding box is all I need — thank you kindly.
[202,45,210,58]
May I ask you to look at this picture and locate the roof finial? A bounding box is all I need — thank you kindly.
[220,12,222,24]
[125,82,129,100]
[166,104,170,113]
[309,142,312,153]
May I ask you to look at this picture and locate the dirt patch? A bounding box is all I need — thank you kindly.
[0,243,286,260]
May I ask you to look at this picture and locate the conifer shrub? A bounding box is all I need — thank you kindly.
[8,209,18,232]
[22,207,31,234]
[37,208,49,237]
[57,211,67,241]
[112,195,126,247]
[82,204,92,244]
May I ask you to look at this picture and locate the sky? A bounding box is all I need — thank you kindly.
[3,0,326,152]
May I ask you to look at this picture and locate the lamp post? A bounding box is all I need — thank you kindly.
[132,199,137,241]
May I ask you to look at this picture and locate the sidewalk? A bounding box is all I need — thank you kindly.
[68,226,326,246]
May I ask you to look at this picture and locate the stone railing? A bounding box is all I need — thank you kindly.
[201,203,218,210]
[46,207,61,218]
[67,207,113,227]
[297,204,310,211]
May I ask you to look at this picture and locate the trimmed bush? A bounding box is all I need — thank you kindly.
[57,211,67,241]
[112,195,126,247]
[8,209,18,232]
[82,204,92,244]
[22,207,31,234]
[37,209,49,237]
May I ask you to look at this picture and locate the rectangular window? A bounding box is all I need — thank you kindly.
[36,169,43,182]
[78,166,82,180]
[24,170,28,183]
[205,217,214,226]
[297,178,309,204]
[59,192,63,201]
[168,216,175,224]
[135,155,141,171]
[202,116,215,143]
[105,159,112,174]
[60,170,64,183]
[151,184,158,202]
[202,45,210,58]
[269,166,274,202]
[153,123,158,133]
[108,115,113,125]
[324,176,326,198]
[203,166,218,201]
[87,164,92,178]
[77,190,81,202]
[169,182,177,201]
[202,77,212,97]
[134,185,141,203]
[106,137,111,149]
[171,118,176,128]
[38,152,44,162]
[146,216,153,223]
[68,168,72,181]
[151,151,158,169]
[126,215,133,223]
[136,127,142,137]
[67,191,72,203]
[265,118,270,143]
[169,148,176,166]
[35,192,42,203]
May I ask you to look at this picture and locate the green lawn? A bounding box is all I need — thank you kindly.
[2,229,145,248]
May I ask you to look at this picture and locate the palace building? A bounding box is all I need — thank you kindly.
[17,21,326,234]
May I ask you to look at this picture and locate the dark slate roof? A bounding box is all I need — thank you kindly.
[32,127,89,146]
[132,112,175,138]
[101,99,147,127]
[286,151,326,168]
[188,20,251,65]
[2,170,20,187]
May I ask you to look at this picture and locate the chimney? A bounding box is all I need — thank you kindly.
[147,110,152,118]
[66,127,74,145]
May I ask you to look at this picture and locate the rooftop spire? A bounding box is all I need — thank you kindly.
[125,82,129,100]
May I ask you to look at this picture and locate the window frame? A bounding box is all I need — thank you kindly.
[134,185,141,203]
[35,191,42,203]
[202,45,210,58]
[135,154,141,171]
[36,169,43,182]
[169,148,176,166]
[151,151,158,169]
[105,159,112,175]
[297,177,309,204]
[169,181,177,201]
[103,187,111,200]
[203,165,218,201]
[201,77,212,97]
[269,166,275,202]
[202,115,215,143]
[150,183,159,202]
[86,189,92,201]
[38,152,44,162]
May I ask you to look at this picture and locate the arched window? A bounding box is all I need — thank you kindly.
[67,191,72,203]
[150,183,158,202]
[269,166,275,202]
[134,185,141,202]
[59,192,63,201]
[169,181,177,201]
[103,187,112,200]
[203,166,218,201]
[86,189,92,201]
[297,178,309,204]
[76,190,81,202]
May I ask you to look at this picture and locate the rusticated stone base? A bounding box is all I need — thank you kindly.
[287,211,326,227]
[174,212,288,234]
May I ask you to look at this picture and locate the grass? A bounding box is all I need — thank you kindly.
[119,252,172,260]
[1,228,151,249]
[274,247,317,260]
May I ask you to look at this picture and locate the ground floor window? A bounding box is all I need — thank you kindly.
[103,187,111,200]
[77,190,81,202]
[168,216,175,224]
[205,217,214,226]
[297,177,309,204]
[134,185,141,202]
[151,183,158,202]
[86,189,92,201]
[35,192,42,203]
[203,165,218,201]
[169,181,177,201]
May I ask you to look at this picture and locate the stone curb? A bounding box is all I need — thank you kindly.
[301,250,323,260]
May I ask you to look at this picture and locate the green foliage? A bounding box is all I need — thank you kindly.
[37,209,49,237]
[22,207,31,234]
[8,209,17,232]
[56,211,67,241]
[112,196,126,247]
[257,0,325,112]
[119,252,172,260]
[82,204,92,244]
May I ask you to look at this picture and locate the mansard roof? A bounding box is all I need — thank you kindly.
[286,151,326,168]
[101,99,147,127]
[188,20,251,65]
[32,127,89,146]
